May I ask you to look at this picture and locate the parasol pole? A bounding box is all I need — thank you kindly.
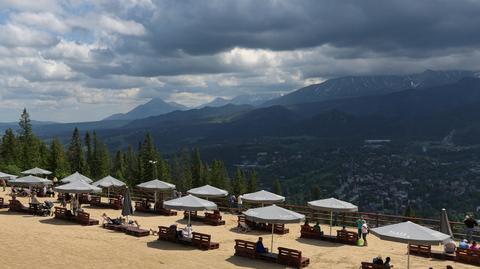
[330,211,333,236]
[271,223,274,253]
[407,241,410,269]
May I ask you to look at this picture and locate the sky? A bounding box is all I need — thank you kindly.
[1,0,480,122]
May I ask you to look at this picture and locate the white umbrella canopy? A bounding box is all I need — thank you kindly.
[163,195,217,226]
[137,179,176,203]
[370,221,451,269]
[60,172,93,184]
[0,171,17,181]
[9,175,52,186]
[244,205,305,252]
[241,190,285,205]
[163,194,217,212]
[92,175,126,188]
[137,179,175,191]
[308,197,358,236]
[21,167,52,175]
[307,198,358,212]
[54,180,101,194]
[187,184,228,198]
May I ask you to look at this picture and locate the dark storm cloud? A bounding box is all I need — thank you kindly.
[131,0,480,57]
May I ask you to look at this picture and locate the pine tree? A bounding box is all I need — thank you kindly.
[112,150,126,180]
[84,131,92,177]
[404,204,416,218]
[125,145,137,186]
[232,167,246,195]
[273,179,282,195]
[38,141,49,168]
[67,127,85,173]
[0,128,18,166]
[48,137,69,178]
[140,133,158,180]
[191,147,203,187]
[91,132,110,179]
[171,155,184,190]
[18,108,40,169]
[246,170,258,193]
[181,148,192,191]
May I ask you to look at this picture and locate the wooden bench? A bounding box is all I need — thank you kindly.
[204,211,226,226]
[456,248,480,265]
[234,239,270,260]
[278,247,310,268]
[361,262,391,269]
[408,244,431,258]
[157,226,218,250]
[300,225,323,239]
[337,230,358,245]
[75,211,99,226]
[0,197,9,208]
[90,196,122,210]
[54,206,72,220]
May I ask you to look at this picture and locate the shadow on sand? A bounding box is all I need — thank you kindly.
[146,240,196,251]
[225,256,285,268]
[295,237,342,248]
[39,218,78,226]
[228,227,276,236]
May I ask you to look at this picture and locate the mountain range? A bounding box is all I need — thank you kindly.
[103,98,187,120]
[200,93,282,108]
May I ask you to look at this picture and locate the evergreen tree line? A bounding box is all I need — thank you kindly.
[0,109,261,194]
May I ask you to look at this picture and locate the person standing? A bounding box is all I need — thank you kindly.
[356,216,364,240]
[362,220,369,246]
[464,215,478,242]
[237,195,243,211]
[0,178,6,192]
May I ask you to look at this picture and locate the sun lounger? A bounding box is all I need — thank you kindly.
[53,207,98,226]
[300,225,323,239]
[234,239,270,259]
[135,201,177,216]
[456,248,480,265]
[54,206,73,220]
[277,247,310,268]
[360,262,391,269]
[157,226,219,250]
[8,199,30,213]
[0,197,9,208]
[300,226,357,245]
[336,230,358,245]
[124,226,150,237]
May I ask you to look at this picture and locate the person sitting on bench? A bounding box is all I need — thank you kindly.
[182,224,193,239]
[384,257,392,268]
[444,238,456,254]
[303,219,310,227]
[313,221,322,233]
[256,237,267,254]
[372,256,383,265]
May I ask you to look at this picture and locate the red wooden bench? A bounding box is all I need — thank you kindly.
[278,247,310,268]
[336,230,358,245]
[361,262,391,269]
[456,248,480,265]
[204,211,226,226]
[192,232,220,250]
[184,211,205,221]
[300,225,323,239]
[234,239,270,260]
[0,197,9,208]
[54,206,72,220]
[408,244,431,258]
[75,211,99,226]
[90,196,122,210]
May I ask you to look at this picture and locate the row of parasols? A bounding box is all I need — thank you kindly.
[4,168,452,269]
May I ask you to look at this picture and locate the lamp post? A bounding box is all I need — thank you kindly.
[148,160,158,204]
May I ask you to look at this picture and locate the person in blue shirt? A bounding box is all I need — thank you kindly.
[459,239,469,249]
[255,237,267,254]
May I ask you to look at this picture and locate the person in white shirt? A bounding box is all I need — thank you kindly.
[237,195,243,210]
[362,221,369,246]
[182,224,193,239]
[444,238,456,254]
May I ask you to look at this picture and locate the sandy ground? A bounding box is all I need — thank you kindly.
[0,190,476,269]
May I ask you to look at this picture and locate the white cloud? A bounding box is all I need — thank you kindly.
[99,15,146,36]
[0,23,57,47]
[11,12,69,33]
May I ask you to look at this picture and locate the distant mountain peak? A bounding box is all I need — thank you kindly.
[103,97,187,121]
